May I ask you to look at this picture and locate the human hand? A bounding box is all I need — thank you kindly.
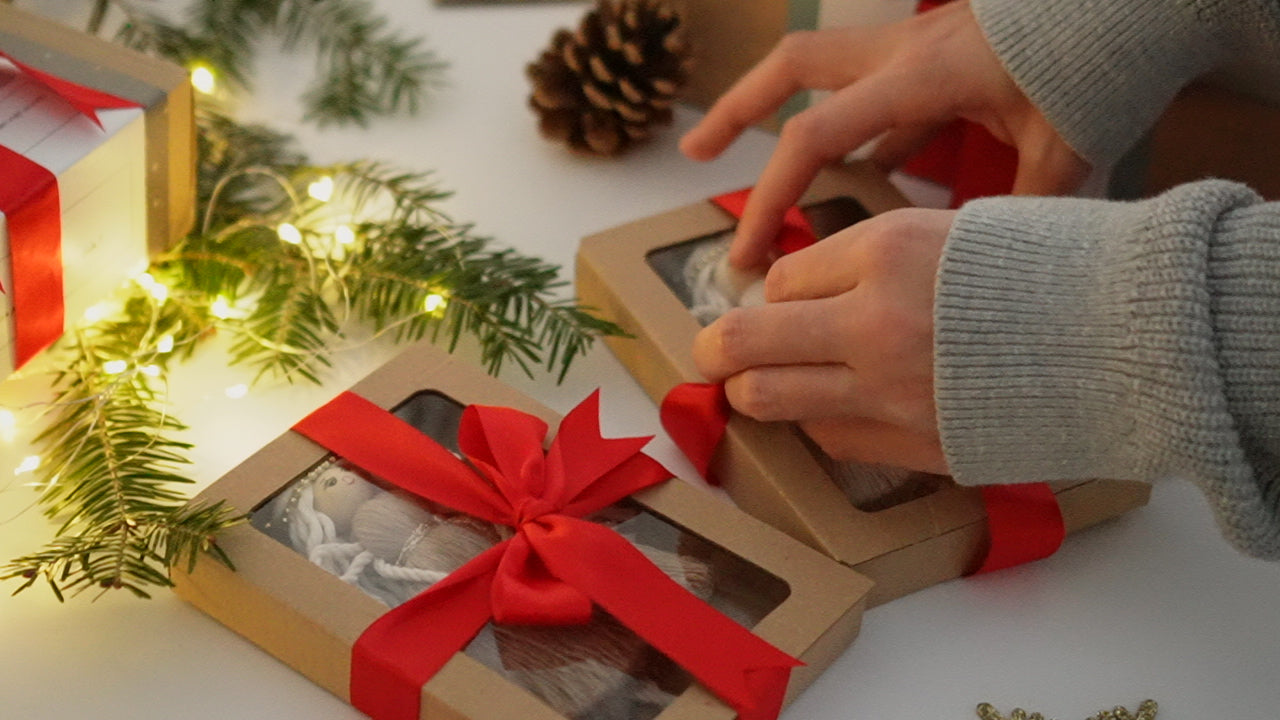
[680,0,1087,269]
[691,208,956,474]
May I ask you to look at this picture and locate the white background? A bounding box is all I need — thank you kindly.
[1,2,1278,719]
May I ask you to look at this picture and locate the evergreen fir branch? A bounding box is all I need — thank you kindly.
[195,110,307,228]
[345,219,622,378]
[227,271,342,384]
[114,8,253,88]
[286,0,443,126]
[2,312,243,600]
[110,0,445,126]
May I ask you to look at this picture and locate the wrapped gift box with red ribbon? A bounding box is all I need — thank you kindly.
[0,5,195,376]
[575,162,1151,607]
[172,341,873,720]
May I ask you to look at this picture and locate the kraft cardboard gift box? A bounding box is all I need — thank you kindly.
[172,341,874,720]
[0,5,195,376]
[575,162,1151,607]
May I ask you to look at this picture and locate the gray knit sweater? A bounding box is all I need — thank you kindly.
[938,0,1280,558]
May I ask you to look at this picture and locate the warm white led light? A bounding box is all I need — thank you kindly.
[211,296,234,319]
[307,176,335,202]
[191,66,216,95]
[334,224,356,246]
[423,293,447,313]
[82,302,111,324]
[224,384,250,399]
[157,334,175,354]
[14,455,40,475]
[103,360,128,375]
[277,223,303,245]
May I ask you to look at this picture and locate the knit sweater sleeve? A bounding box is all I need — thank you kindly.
[969,0,1280,167]
[935,181,1280,558]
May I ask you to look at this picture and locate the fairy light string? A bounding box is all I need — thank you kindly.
[0,62,622,599]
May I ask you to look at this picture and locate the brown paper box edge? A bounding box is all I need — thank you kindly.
[173,341,874,720]
[0,4,197,253]
[574,162,1153,608]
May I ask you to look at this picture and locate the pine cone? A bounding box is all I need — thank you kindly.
[527,0,689,157]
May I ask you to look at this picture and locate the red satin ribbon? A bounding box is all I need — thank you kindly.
[0,146,62,366]
[292,389,801,720]
[660,382,1065,573]
[0,53,142,367]
[0,51,141,128]
[659,381,728,484]
[712,187,817,255]
[971,483,1065,574]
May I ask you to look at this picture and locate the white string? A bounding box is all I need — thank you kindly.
[683,238,737,326]
[281,469,451,602]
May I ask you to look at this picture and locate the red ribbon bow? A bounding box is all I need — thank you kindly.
[293,389,801,720]
[0,52,141,367]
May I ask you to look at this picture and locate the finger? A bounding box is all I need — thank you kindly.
[692,298,849,382]
[728,72,929,269]
[721,363,859,423]
[867,122,948,172]
[1011,126,1091,196]
[680,29,879,162]
[763,207,954,303]
[722,357,937,434]
[800,416,948,474]
[760,225,863,302]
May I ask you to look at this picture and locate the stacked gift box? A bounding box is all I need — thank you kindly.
[0,4,194,377]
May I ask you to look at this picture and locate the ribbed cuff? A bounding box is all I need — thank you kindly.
[970,0,1228,166]
[934,193,1145,484]
[936,181,1280,558]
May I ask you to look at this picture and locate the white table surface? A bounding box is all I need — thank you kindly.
[2,2,1278,719]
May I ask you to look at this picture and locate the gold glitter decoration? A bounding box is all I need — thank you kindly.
[976,699,1157,720]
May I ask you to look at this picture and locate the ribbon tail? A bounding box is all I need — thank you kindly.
[529,517,801,719]
[350,543,505,720]
[970,482,1065,575]
[660,382,729,484]
[0,145,64,367]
